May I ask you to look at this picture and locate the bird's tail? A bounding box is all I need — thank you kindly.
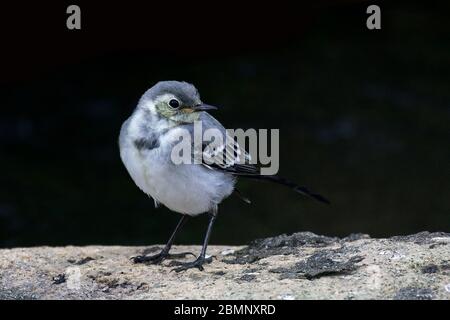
[242,174,330,205]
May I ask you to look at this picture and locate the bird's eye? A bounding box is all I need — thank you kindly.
[169,99,180,108]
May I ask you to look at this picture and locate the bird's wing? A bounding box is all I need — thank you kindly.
[193,112,330,205]
[194,112,256,174]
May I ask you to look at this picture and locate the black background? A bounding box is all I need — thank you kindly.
[1,1,449,247]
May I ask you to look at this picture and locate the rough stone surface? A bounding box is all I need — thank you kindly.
[0,232,449,300]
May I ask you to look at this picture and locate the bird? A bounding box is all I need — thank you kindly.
[119,80,329,272]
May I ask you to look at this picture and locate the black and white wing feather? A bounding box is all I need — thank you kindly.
[195,112,330,204]
[195,112,254,173]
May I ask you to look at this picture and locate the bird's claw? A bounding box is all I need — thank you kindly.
[131,251,196,265]
[170,256,213,272]
[131,252,166,264]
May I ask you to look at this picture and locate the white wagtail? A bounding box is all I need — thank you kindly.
[119,81,329,272]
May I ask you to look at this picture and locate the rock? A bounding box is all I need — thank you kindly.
[393,287,435,300]
[270,250,364,280]
[0,232,449,300]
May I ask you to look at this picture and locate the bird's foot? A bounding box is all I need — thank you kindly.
[131,252,167,264]
[169,256,213,272]
[131,251,196,265]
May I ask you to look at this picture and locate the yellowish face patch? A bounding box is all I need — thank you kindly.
[181,108,194,114]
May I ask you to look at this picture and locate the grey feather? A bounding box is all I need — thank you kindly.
[142,81,201,107]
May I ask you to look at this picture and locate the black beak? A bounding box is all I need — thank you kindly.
[192,103,218,111]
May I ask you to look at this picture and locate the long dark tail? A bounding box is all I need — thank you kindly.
[240,174,330,205]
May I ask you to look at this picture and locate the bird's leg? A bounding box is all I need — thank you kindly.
[132,215,194,264]
[171,210,217,272]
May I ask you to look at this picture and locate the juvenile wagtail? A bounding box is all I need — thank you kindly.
[119,81,329,272]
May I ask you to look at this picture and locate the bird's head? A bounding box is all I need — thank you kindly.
[138,81,217,124]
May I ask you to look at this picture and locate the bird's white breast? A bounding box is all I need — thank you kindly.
[119,114,235,216]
